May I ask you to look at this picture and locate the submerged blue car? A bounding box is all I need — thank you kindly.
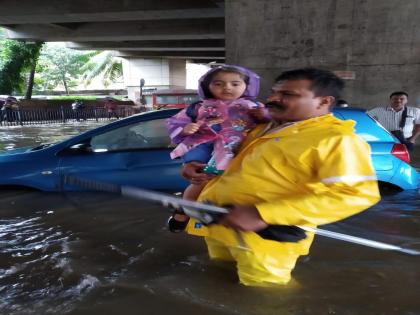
[0,108,418,191]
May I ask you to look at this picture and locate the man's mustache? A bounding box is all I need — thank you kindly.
[265,101,287,110]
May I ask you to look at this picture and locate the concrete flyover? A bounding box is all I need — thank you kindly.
[3,0,420,106]
[0,0,226,104]
[0,0,225,63]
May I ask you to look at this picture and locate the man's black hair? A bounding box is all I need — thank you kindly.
[274,68,345,100]
[389,91,408,99]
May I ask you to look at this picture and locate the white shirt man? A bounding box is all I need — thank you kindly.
[368,91,420,152]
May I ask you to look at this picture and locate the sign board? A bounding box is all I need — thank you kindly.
[333,70,356,80]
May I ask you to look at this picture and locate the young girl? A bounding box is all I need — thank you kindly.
[165,65,267,232]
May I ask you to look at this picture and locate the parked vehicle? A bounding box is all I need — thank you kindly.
[0,108,418,192]
[337,108,417,190]
[152,89,199,110]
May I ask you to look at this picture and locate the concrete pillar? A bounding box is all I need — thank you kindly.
[169,59,187,88]
[226,0,420,108]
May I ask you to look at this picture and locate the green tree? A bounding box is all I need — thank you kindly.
[80,51,123,88]
[35,44,93,94]
[0,38,43,96]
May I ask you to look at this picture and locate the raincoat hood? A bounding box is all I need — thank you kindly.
[198,65,260,99]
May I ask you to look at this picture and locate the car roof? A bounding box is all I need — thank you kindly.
[62,107,395,147]
[333,107,395,142]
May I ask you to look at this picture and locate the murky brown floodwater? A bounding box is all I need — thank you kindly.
[0,123,419,315]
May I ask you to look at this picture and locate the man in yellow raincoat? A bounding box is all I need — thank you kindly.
[182,68,380,287]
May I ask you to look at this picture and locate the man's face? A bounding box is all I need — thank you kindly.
[390,94,407,111]
[266,79,333,123]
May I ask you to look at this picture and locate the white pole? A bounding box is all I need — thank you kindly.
[299,226,420,256]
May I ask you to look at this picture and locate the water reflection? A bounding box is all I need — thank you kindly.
[0,190,419,315]
[0,121,107,150]
[0,123,419,314]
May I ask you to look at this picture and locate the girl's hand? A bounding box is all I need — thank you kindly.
[182,123,201,135]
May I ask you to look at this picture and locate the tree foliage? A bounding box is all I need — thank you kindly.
[35,44,94,94]
[0,39,43,95]
[0,31,124,95]
[80,51,123,88]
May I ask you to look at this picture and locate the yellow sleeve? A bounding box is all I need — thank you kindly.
[257,135,381,226]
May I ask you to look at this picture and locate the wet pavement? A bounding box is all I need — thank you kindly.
[0,123,419,315]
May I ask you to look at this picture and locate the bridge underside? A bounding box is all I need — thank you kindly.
[0,0,225,63]
[3,0,419,105]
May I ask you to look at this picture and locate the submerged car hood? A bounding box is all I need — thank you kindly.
[0,147,33,155]
[0,143,55,156]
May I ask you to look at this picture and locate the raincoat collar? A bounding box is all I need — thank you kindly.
[257,113,355,138]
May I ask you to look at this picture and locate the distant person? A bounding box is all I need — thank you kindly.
[71,100,86,121]
[1,96,18,122]
[104,97,120,119]
[11,100,20,122]
[368,91,420,152]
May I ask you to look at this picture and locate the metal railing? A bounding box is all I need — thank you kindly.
[0,107,136,126]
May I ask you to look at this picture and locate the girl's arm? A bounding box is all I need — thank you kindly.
[165,109,194,144]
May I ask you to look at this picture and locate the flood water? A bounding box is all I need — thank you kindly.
[0,123,419,315]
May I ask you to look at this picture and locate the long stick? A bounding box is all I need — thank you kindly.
[124,184,419,255]
[65,176,420,256]
[299,226,420,256]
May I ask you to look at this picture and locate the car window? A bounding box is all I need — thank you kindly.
[90,118,172,152]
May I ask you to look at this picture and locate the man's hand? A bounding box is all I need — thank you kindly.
[408,124,420,143]
[219,205,268,231]
[181,161,214,185]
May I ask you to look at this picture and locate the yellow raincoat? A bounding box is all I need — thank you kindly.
[187,113,380,286]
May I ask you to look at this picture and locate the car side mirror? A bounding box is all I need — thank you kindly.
[71,143,92,151]
[59,141,93,156]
